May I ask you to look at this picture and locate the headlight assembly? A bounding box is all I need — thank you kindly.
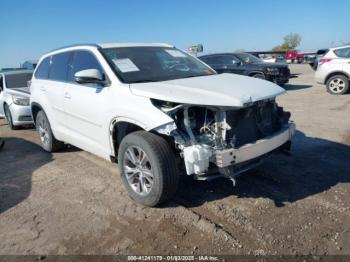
[12,96,30,106]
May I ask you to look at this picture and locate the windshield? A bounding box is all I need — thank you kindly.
[102,47,216,83]
[5,73,32,88]
[235,53,263,64]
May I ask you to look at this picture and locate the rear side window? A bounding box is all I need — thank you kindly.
[202,55,235,65]
[49,52,72,81]
[68,51,104,82]
[334,47,350,58]
[35,57,51,79]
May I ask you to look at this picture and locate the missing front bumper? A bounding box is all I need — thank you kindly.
[215,123,295,168]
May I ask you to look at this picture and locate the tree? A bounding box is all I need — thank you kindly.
[283,33,302,49]
[272,33,302,51]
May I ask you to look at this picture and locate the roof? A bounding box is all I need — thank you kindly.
[199,52,247,58]
[99,43,174,48]
[330,45,350,50]
[48,42,174,53]
[0,69,33,76]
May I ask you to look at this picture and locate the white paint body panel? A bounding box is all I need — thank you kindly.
[130,73,286,107]
[315,58,350,84]
[30,43,287,162]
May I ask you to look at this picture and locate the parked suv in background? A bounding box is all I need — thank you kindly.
[199,53,290,85]
[30,43,295,206]
[315,45,350,95]
[0,70,33,129]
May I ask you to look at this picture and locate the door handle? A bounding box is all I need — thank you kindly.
[40,86,46,91]
[64,92,71,99]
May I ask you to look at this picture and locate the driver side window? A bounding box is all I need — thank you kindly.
[206,55,237,65]
[68,50,104,83]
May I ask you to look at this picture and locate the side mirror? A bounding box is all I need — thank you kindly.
[74,69,105,85]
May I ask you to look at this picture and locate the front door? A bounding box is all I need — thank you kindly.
[63,50,110,157]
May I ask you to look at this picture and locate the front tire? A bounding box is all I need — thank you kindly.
[326,75,349,95]
[251,73,265,80]
[4,104,18,130]
[35,110,64,152]
[118,131,179,207]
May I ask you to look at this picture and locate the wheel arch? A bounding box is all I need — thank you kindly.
[325,71,350,85]
[109,118,146,162]
[31,102,44,124]
[248,71,265,77]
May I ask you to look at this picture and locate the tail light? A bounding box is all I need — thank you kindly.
[319,58,332,65]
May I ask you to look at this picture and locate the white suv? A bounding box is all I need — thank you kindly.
[30,43,295,206]
[315,45,350,95]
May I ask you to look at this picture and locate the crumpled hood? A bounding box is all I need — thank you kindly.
[130,73,286,107]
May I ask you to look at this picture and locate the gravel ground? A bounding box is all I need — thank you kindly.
[0,64,350,255]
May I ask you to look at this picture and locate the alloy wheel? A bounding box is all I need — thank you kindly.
[329,78,346,94]
[38,117,50,146]
[123,145,154,196]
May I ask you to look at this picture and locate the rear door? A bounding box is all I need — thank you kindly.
[334,47,350,74]
[46,52,73,128]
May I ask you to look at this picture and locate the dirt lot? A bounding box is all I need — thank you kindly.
[0,64,350,255]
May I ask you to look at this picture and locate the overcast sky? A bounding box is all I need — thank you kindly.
[1,0,349,68]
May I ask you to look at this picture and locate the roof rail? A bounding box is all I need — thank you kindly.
[48,43,101,53]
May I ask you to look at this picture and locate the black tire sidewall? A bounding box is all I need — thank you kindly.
[252,73,265,80]
[36,111,54,152]
[326,75,349,95]
[118,132,174,206]
[4,104,16,130]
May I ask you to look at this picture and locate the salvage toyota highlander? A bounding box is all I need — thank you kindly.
[30,43,295,206]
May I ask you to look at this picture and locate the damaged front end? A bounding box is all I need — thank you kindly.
[153,99,295,184]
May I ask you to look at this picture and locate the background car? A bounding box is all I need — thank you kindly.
[260,55,276,63]
[315,45,350,95]
[21,60,38,70]
[0,70,33,129]
[309,49,329,70]
[199,52,290,85]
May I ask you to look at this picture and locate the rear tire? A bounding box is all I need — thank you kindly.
[35,110,64,152]
[4,104,18,130]
[118,131,179,207]
[326,75,349,95]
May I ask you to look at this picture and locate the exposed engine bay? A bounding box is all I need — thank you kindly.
[153,99,294,182]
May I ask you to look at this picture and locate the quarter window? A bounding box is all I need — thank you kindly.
[34,57,51,79]
[334,47,350,58]
[68,51,104,82]
[49,52,72,81]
